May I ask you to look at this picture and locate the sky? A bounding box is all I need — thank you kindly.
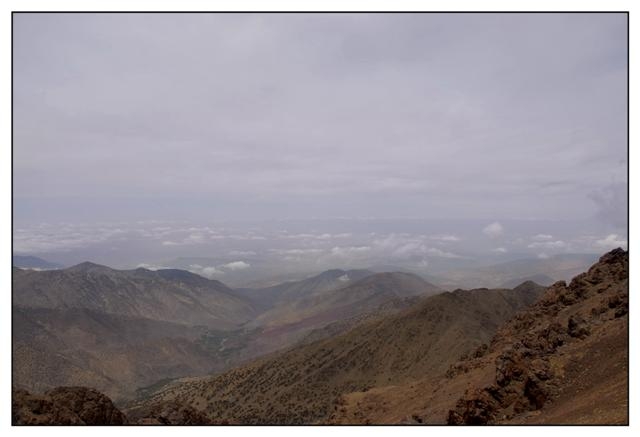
[12,13,628,276]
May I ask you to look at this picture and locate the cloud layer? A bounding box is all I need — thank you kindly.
[13,13,627,224]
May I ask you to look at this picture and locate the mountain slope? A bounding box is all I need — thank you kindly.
[211,272,442,365]
[12,263,259,401]
[12,307,225,401]
[329,249,628,425]
[237,268,374,312]
[13,262,256,328]
[249,271,440,328]
[126,282,543,424]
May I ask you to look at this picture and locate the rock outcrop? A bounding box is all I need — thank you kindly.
[447,248,628,424]
[12,386,127,425]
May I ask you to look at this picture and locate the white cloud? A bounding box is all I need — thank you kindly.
[329,246,372,258]
[527,240,567,250]
[221,261,251,271]
[392,241,426,258]
[228,250,257,257]
[185,233,206,244]
[13,223,129,253]
[595,234,628,250]
[492,247,508,253]
[270,248,324,256]
[202,266,225,277]
[371,233,462,260]
[537,253,550,259]
[426,247,461,258]
[532,234,553,241]
[482,222,504,238]
[186,264,225,278]
[136,263,168,271]
[429,234,461,242]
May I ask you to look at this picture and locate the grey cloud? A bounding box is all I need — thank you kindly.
[221,261,251,271]
[13,13,627,225]
[588,182,628,230]
[482,222,504,238]
[595,234,628,250]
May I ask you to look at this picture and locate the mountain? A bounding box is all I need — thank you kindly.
[13,262,256,328]
[248,271,439,327]
[126,282,543,424]
[13,265,438,403]
[13,255,63,270]
[501,274,555,289]
[329,249,628,425]
[237,268,375,311]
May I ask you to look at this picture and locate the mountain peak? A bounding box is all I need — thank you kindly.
[599,247,627,264]
[67,261,113,272]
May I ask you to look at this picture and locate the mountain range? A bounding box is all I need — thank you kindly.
[12,249,628,424]
[12,263,439,402]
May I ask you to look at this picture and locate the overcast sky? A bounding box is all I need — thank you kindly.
[13,13,627,229]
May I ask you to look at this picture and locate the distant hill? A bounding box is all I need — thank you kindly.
[13,262,256,328]
[248,271,440,329]
[12,255,63,270]
[501,273,555,289]
[237,268,375,311]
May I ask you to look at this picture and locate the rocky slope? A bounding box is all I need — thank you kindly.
[126,282,543,424]
[329,249,628,425]
[13,387,126,425]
